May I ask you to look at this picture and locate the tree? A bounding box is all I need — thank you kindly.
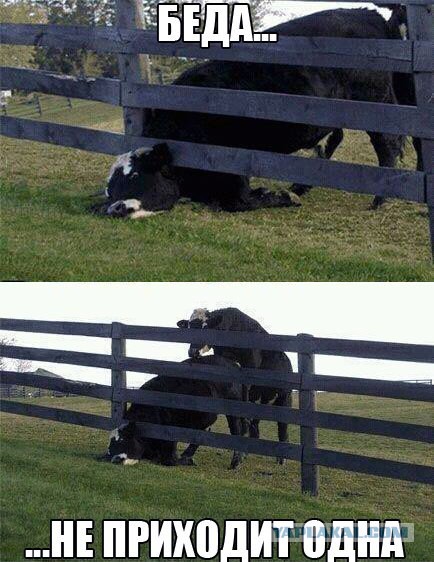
[0,0,46,68]
[0,336,33,372]
[32,0,119,77]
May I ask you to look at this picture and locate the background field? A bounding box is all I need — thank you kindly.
[1,96,433,281]
[1,392,433,561]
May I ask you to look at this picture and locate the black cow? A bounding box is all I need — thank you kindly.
[292,5,424,198]
[105,355,247,469]
[177,307,293,462]
[94,8,404,218]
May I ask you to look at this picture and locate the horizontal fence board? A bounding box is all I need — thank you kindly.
[120,356,300,390]
[0,400,112,430]
[122,387,300,424]
[133,422,433,484]
[1,318,432,361]
[2,320,432,363]
[1,370,429,442]
[0,117,426,203]
[3,343,432,401]
[1,24,428,72]
[0,67,121,105]
[307,448,434,485]
[133,421,303,461]
[0,345,113,369]
[5,66,431,138]
[0,318,112,337]
[311,410,434,443]
[121,387,434,443]
[0,345,300,390]
[1,320,433,361]
[306,374,434,402]
[123,83,434,139]
[0,371,112,401]
[122,324,300,351]
[2,399,431,484]
[311,337,434,362]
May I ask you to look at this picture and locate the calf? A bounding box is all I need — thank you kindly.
[95,8,403,218]
[106,355,247,469]
[177,307,293,462]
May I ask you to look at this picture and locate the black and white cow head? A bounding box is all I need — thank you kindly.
[100,143,179,218]
[107,423,141,464]
[177,308,224,358]
[106,422,157,465]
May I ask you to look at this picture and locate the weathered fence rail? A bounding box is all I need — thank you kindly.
[0,117,427,203]
[0,0,433,255]
[0,317,433,493]
[3,66,433,138]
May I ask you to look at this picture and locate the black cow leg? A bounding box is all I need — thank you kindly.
[368,132,403,209]
[220,175,302,212]
[180,443,199,463]
[222,188,302,212]
[413,137,423,171]
[274,391,291,465]
[159,440,181,466]
[226,415,246,470]
[292,129,344,196]
[249,418,260,439]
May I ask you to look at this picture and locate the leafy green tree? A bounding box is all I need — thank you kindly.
[0,0,46,68]
[32,0,118,76]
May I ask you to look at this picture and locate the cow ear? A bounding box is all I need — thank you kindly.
[177,319,189,329]
[207,314,223,329]
[149,143,172,168]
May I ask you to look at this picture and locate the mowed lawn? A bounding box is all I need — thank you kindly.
[1,393,433,561]
[1,96,433,281]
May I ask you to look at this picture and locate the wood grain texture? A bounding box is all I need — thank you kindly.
[0,67,120,105]
[2,23,430,73]
[0,400,112,430]
[0,117,426,203]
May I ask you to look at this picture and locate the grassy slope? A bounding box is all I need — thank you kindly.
[1,97,433,281]
[1,393,433,561]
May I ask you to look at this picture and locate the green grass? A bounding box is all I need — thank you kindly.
[1,394,433,561]
[1,96,433,281]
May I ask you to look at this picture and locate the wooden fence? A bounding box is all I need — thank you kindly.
[0,0,433,256]
[0,317,433,495]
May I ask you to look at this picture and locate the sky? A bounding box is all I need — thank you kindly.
[1,283,433,388]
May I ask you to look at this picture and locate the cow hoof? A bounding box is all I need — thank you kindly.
[276,457,286,465]
[369,196,385,210]
[289,192,302,207]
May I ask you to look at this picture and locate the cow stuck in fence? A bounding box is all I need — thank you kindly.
[95,8,405,218]
[177,307,293,463]
[105,355,248,468]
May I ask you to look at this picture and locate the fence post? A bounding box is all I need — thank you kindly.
[111,322,126,427]
[115,0,150,136]
[34,94,42,116]
[297,333,319,496]
[406,4,434,259]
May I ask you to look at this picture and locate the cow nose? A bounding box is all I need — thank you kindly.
[107,201,127,217]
